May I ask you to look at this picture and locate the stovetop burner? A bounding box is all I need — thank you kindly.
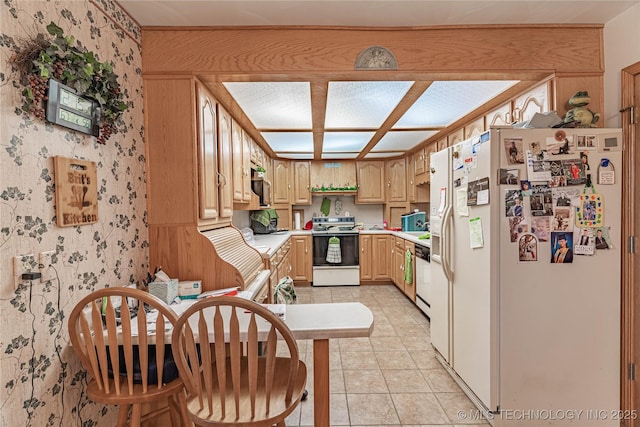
[311,216,358,234]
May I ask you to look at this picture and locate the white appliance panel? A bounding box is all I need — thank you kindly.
[496,128,621,425]
[449,136,499,410]
[429,147,452,363]
[429,128,621,426]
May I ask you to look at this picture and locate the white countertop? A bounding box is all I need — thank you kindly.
[248,229,429,253]
[249,230,311,257]
[156,299,375,342]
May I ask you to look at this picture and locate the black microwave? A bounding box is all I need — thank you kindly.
[251,178,271,206]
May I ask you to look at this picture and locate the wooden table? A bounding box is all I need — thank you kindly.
[151,301,374,427]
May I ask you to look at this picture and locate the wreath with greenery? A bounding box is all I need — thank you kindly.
[10,22,128,144]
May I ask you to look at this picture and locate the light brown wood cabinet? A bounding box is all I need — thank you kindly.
[372,235,392,281]
[292,161,311,205]
[290,235,312,283]
[359,234,373,281]
[266,238,292,303]
[216,104,234,218]
[145,77,232,228]
[272,160,291,204]
[447,128,464,147]
[355,161,385,204]
[310,161,357,191]
[360,234,391,282]
[385,158,407,203]
[393,237,405,293]
[231,120,252,203]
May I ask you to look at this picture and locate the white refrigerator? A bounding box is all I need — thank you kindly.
[429,128,622,426]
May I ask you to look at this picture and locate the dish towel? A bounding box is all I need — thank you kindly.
[320,197,331,216]
[250,209,279,227]
[404,249,413,284]
[326,236,342,264]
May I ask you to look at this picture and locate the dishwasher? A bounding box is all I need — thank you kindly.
[414,243,431,318]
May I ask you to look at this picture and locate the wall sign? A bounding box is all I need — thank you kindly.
[54,156,98,227]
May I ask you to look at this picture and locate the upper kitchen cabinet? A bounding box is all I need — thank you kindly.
[385,158,407,203]
[464,117,485,139]
[272,159,291,204]
[447,128,464,148]
[145,76,232,228]
[310,161,357,193]
[512,80,551,124]
[250,139,266,170]
[486,102,512,128]
[292,161,311,205]
[231,118,252,203]
[356,161,385,204]
[216,104,234,218]
[485,81,552,127]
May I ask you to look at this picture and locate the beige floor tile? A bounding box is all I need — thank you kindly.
[343,369,389,393]
[436,392,486,424]
[346,393,400,425]
[408,349,442,370]
[369,336,407,351]
[391,392,449,424]
[292,284,478,426]
[374,350,418,369]
[341,351,381,369]
[370,323,397,337]
[381,369,432,392]
[421,368,464,392]
[299,393,350,426]
[400,335,432,351]
[339,336,373,352]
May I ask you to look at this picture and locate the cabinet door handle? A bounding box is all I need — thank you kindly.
[218,172,226,186]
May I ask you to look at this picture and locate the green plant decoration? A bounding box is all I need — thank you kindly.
[10,22,128,144]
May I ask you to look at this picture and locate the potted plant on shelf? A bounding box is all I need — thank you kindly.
[255,166,266,177]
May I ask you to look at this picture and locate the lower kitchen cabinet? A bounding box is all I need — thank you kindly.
[290,235,312,283]
[360,234,392,283]
[393,237,406,293]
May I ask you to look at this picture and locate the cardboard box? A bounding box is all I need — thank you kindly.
[178,280,202,299]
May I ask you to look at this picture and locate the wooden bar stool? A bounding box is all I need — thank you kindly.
[68,287,190,426]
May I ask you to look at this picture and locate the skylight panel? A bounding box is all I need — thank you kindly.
[394,80,519,128]
[223,82,312,129]
[261,132,313,152]
[325,81,413,128]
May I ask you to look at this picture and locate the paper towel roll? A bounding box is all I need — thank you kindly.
[294,212,301,230]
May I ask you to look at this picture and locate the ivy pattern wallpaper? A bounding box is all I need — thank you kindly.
[0,1,147,425]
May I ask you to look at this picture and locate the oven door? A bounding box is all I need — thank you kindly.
[312,233,359,267]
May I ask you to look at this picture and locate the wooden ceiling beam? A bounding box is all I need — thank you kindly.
[310,81,329,159]
[356,80,433,160]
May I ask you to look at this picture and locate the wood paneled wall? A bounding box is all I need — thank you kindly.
[142,25,603,75]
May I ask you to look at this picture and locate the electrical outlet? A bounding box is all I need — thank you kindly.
[13,254,37,289]
[39,251,57,283]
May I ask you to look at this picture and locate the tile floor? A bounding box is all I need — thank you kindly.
[284,284,490,427]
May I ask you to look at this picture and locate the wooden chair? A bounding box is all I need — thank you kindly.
[171,296,307,427]
[68,287,190,426]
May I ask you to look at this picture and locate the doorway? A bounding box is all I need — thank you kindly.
[621,61,640,427]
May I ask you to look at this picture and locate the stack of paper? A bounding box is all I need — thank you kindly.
[198,287,240,298]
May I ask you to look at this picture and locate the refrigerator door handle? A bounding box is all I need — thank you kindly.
[441,204,454,282]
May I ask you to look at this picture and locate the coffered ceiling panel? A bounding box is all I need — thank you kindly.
[325,81,413,128]
[373,130,440,152]
[394,80,520,128]
[223,82,312,129]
